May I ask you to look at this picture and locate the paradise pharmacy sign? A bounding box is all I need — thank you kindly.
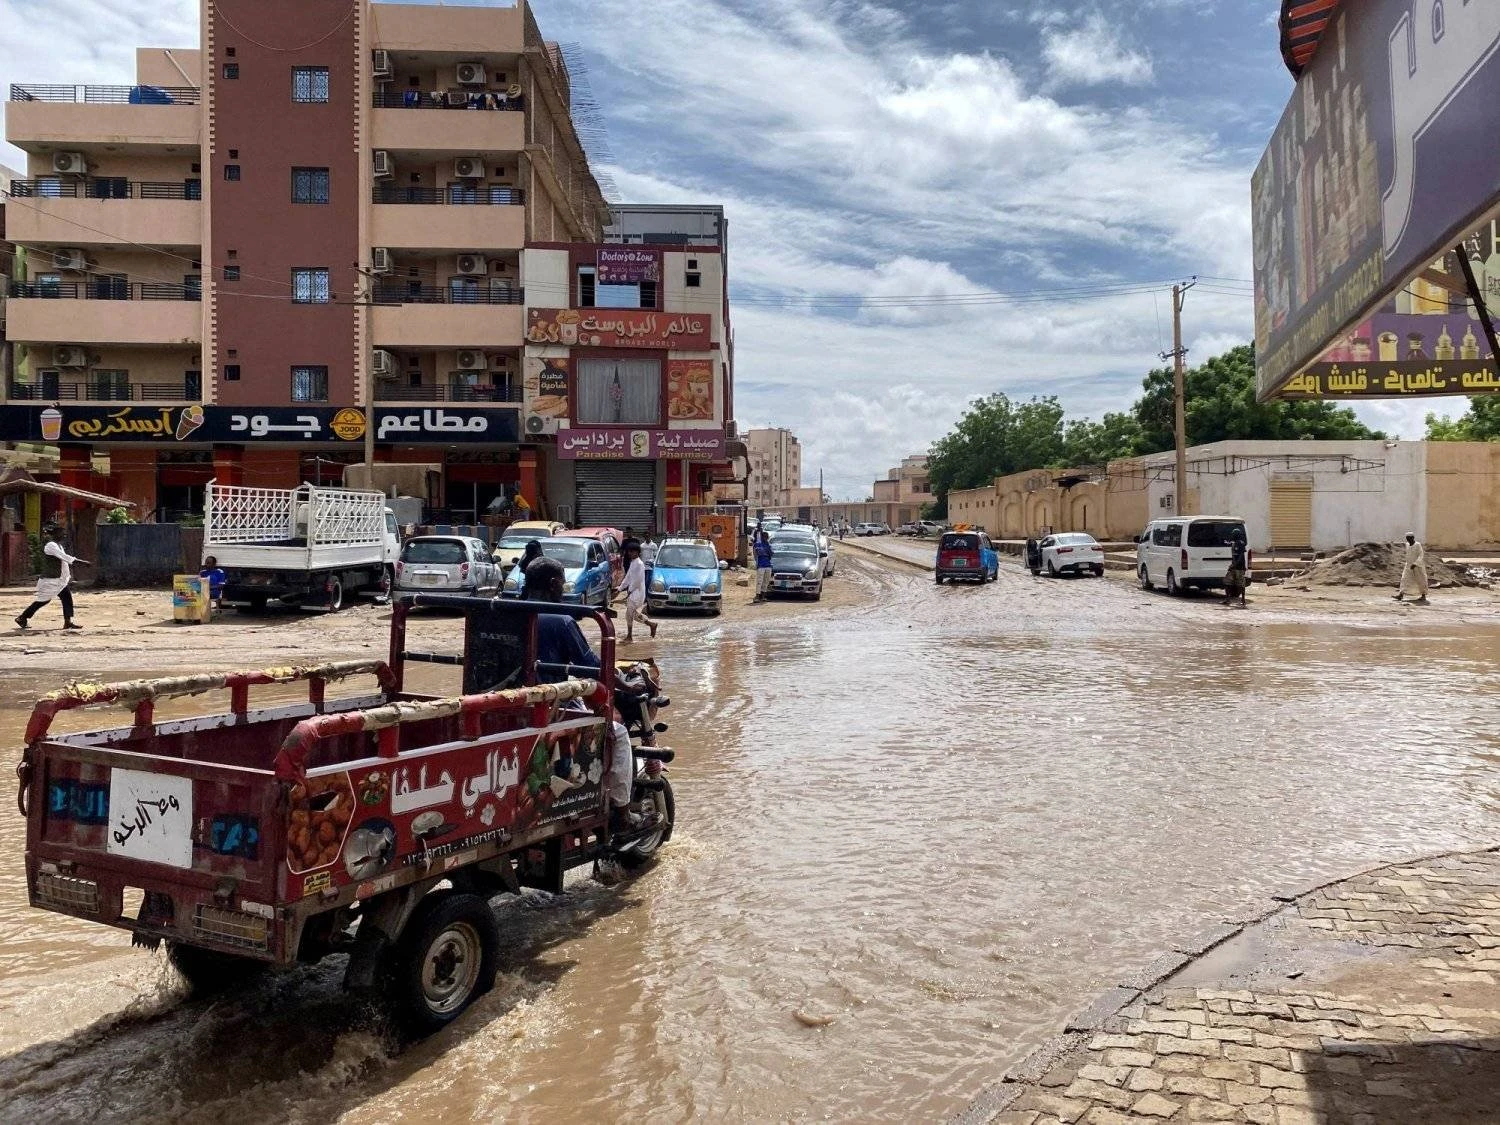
[1253,2,1500,401]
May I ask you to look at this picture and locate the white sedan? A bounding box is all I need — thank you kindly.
[1036,532,1105,577]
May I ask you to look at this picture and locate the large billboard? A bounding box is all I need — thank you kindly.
[1254,3,1500,400]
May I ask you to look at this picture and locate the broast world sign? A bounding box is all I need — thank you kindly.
[525,309,712,350]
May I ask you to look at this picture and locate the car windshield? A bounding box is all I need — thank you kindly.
[540,541,587,567]
[657,545,718,569]
[941,534,979,550]
[1055,534,1097,546]
[775,542,817,557]
[1187,521,1245,547]
[497,534,542,550]
[401,540,465,564]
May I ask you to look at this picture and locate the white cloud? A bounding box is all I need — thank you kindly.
[1041,15,1155,88]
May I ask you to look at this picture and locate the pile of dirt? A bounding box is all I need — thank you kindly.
[1293,542,1487,588]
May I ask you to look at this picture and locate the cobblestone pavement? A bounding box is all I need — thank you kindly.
[974,850,1500,1124]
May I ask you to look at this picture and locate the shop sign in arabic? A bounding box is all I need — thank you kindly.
[1253,0,1500,400]
[597,248,660,285]
[1282,362,1500,399]
[557,427,726,461]
[525,308,711,350]
[0,405,518,444]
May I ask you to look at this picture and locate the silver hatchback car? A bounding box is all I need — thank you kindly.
[395,535,501,595]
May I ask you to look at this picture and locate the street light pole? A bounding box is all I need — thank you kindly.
[1163,280,1196,517]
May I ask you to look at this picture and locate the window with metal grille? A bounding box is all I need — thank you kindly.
[292,66,329,103]
[291,268,330,304]
[291,167,330,204]
[291,365,329,402]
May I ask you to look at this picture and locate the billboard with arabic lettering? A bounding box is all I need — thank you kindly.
[1253,3,1500,401]
[0,405,519,444]
[525,308,712,350]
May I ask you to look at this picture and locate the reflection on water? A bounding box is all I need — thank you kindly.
[1,565,1498,1121]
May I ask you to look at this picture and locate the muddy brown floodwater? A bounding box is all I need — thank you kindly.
[2,553,1500,1122]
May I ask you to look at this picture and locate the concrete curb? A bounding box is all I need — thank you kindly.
[953,841,1500,1124]
[835,537,935,573]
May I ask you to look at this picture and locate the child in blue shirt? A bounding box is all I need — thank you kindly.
[199,555,227,612]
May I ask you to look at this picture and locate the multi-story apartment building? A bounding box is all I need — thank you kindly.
[872,454,930,506]
[1,0,608,521]
[745,427,800,511]
[521,203,734,532]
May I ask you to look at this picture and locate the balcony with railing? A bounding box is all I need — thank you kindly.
[6,178,201,247]
[374,378,523,404]
[7,84,201,150]
[371,185,526,251]
[9,377,201,402]
[371,284,523,305]
[371,290,525,347]
[370,91,525,153]
[7,281,202,345]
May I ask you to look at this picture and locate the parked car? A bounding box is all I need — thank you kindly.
[647,537,726,614]
[773,526,834,577]
[769,537,825,599]
[395,535,501,595]
[1036,532,1106,578]
[917,520,947,537]
[854,522,883,537]
[557,527,625,589]
[501,536,612,605]
[491,520,566,573]
[1136,516,1249,595]
[935,530,999,584]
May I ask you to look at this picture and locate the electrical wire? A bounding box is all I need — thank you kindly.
[210,1,359,54]
[5,187,1255,310]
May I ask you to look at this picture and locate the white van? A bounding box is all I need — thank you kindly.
[1136,516,1248,595]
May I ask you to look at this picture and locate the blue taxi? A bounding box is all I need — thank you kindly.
[647,537,725,615]
[501,536,613,606]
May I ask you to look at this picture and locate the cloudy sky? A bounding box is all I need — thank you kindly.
[0,0,1460,498]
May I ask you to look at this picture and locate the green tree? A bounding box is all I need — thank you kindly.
[927,393,1069,502]
[1132,345,1382,452]
[1425,397,1500,441]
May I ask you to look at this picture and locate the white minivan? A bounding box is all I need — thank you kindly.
[1136,516,1248,595]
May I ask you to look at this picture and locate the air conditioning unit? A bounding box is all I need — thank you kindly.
[453,156,486,180]
[372,349,396,377]
[373,150,394,178]
[455,253,486,276]
[51,248,88,272]
[525,414,559,436]
[54,346,88,367]
[456,63,487,86]
[371,247,393,274]
[53,152,87,175]
[372,50,393,79]
[454,349,485,371]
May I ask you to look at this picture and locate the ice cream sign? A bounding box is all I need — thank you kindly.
[9,406,519,444]
[526,308,711,350]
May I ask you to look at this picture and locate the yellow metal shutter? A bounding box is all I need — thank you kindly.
[1268,480,1313,550]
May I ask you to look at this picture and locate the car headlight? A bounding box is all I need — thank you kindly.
[650,577,666,593]
[703,577,719,592]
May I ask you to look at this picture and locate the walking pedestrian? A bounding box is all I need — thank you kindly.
[1395,532,1429,604]
[16,524,88,630]
[1224,527,1249,608]
[617,540,657,643]
[752,528,774,603]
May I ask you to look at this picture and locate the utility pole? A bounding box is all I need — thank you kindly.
[1161,279,1196,516]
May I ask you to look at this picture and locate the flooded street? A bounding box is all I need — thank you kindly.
[3,552,1499,1122]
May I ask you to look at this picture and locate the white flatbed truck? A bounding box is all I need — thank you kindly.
[204,481,400,612]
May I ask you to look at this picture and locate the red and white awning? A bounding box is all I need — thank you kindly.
[1280,0,1343,76]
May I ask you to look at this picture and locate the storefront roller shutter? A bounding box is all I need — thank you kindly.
[575,461,657,532]
[1268,479,1313,551]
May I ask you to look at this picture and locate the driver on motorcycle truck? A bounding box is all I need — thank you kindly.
[527,557,655,830]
